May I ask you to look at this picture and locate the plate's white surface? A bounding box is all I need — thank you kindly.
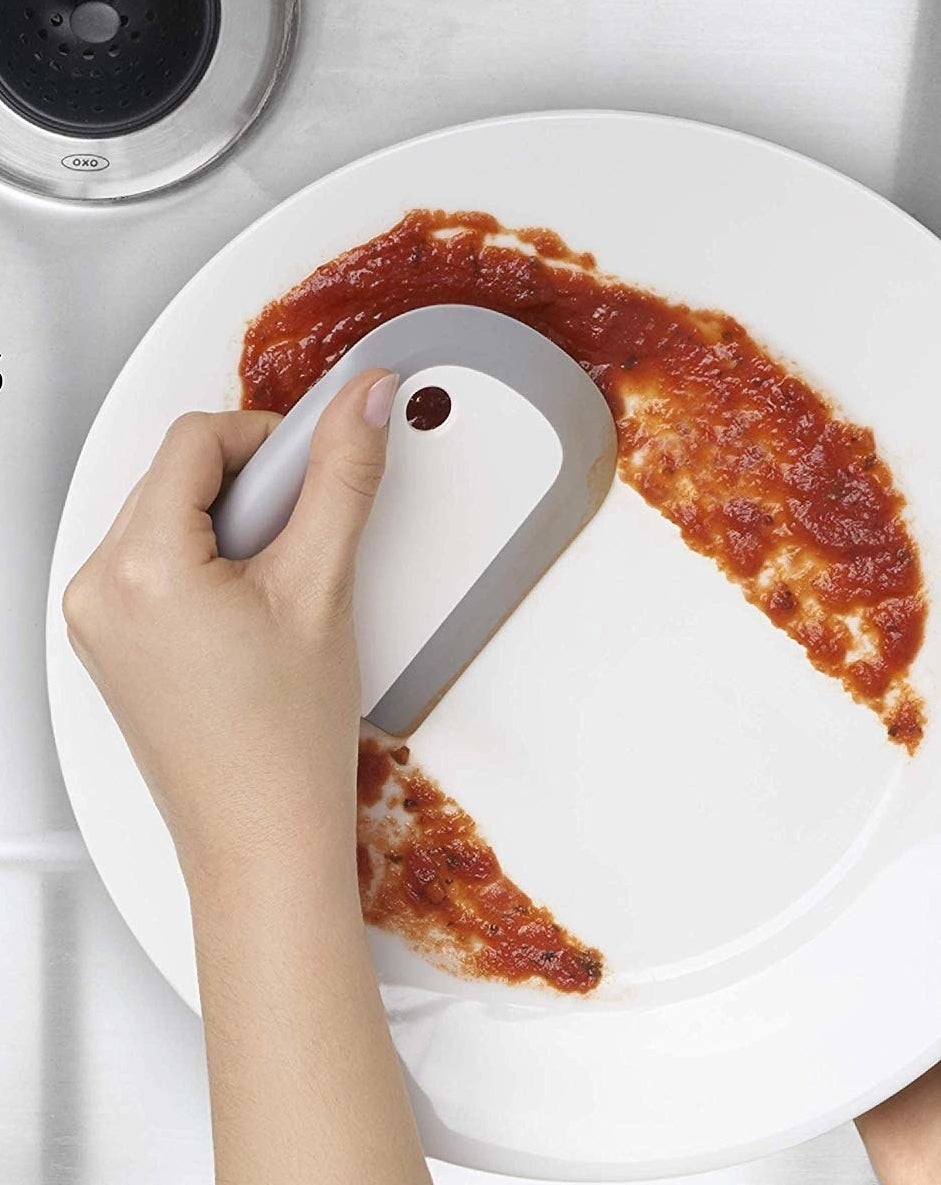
[46,112,941,1180]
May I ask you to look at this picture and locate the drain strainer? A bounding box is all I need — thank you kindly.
[0,0,295,200]
[0,2,220,138]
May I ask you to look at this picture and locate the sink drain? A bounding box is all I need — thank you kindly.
[0,0,295,200]
[0,1,220,138]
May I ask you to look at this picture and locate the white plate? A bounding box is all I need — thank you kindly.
[46,112,941,1180]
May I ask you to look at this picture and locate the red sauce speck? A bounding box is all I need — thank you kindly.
[355,741,389,808]
[355,843,373,895]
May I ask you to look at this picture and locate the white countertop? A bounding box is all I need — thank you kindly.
[5,0,939,1179]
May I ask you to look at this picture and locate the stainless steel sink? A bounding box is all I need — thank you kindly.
[3,0,936,1179]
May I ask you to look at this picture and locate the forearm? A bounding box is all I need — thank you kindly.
[188,822,431,1185]
[856,1065,941,1185]
[65,379,426,1182]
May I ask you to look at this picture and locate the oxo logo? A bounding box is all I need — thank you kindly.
[61,154,110,172]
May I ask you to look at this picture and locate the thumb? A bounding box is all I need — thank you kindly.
[267,367,398,604]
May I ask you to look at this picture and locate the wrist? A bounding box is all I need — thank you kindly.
[153,761,356,884]
[175,797,359,912]
[185,835,364,948]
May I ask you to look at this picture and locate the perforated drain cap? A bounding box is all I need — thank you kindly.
[0,1,220,138]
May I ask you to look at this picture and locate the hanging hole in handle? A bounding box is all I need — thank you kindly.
[406,386,452,431]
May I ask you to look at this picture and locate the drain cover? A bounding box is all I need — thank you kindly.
[0,1,220,138]
[0,0,295,200]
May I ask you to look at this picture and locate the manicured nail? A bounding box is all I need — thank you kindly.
[363,373,399,428]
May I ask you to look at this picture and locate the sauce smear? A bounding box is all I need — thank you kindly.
[357,737,603,994]
[242,208,926,749]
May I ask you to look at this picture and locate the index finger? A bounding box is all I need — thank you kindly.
[128,410,282,563]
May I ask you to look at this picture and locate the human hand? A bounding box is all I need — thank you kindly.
[62,367,399,887]
[857,1063,941,1184]
[62,365,431,1185]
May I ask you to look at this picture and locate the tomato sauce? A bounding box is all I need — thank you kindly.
[356,738,603,993]
[241,208,929,991]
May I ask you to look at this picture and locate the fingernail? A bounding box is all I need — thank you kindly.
[363,373,399,428]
